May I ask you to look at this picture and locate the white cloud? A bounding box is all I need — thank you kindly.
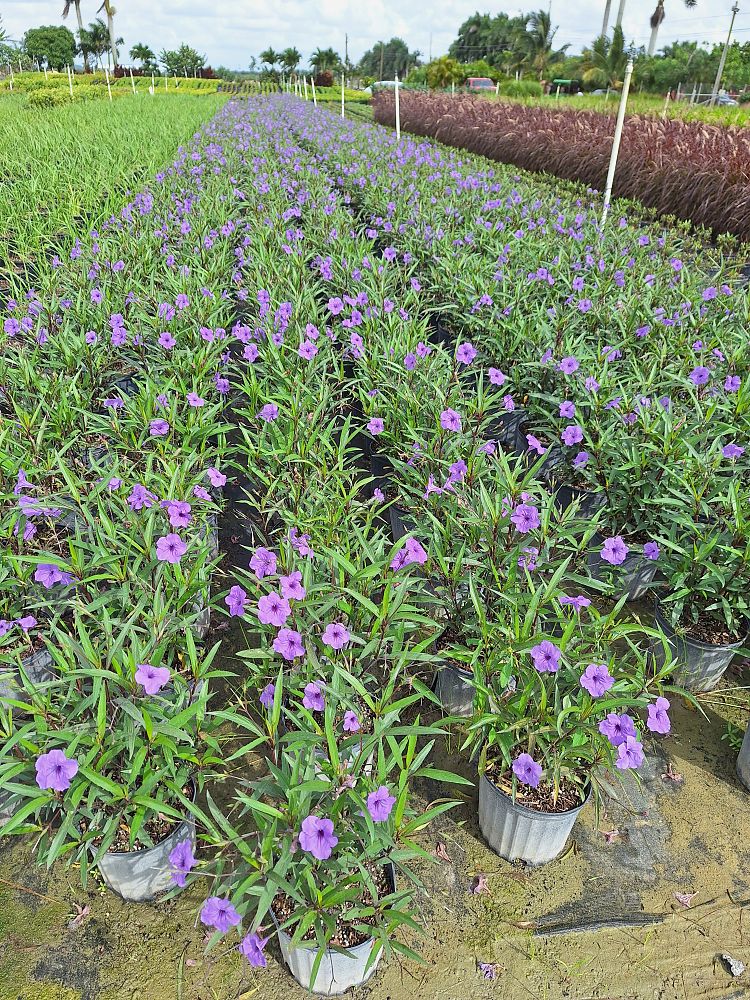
[2,0,747,69]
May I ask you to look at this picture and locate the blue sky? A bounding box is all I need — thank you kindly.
[2,0,746,69]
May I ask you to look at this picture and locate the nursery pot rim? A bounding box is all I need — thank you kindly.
[96,777,196,859]
[654,601,747,653]
[479,771,590,821]
[270,860,396,954]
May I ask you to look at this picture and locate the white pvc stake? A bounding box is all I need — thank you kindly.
[104,65,112,101]
[303,76,308,100]
[600,58,633,231]
[129,67,136,94]
[150,72,155,95]
[395,72,401,141]
[662,90,670,118]
[165,72,168,91]
[43,65,48,80]
[311,77,317,106]
[495,81,500,95]
[67,64,73,97]
[341,72,345,118]
[18,58,22,72]
[451,81,455,95]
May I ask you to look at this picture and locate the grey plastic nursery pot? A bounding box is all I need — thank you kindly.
[587,533,658,601]
[434,663,475,717]
[0,647,56,701]
[654,604,745,693]
[96,815,196,902]
[270,865,394,995]
[736,724,750,792]
[478,774,588,865]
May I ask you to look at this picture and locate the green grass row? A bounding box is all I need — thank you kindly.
[495,91,750,127]
[0,91,227,284]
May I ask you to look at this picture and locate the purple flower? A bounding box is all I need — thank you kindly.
[298,340,318,360]
[303,682,324,711]
[723,443,744,459]
[559,400,575,418]
[530,640,561,673]
[390,536,428,571]
[573,451,589,469]
[274,628,304,660]
[34,564,72,589]
[561,424,584,447]
[156,533,187,564]
[512,752,542,789]
[187,392,205,408]
[510,503,540,534]
[163,500,192,529]
[404,352,417,370]
[725,375,741,392]
[257,592,291,628]
[322,622,350,650]
[616,736,644,770]
[250,547,277,579]
[35,749,78,792]
[343,711,360,733]
[200,897,241,933]
[259,682,275,709]
[258,403,279,422]
[456,342,477,365]
[599,712,637,747]
[225,585,247,617]
[488,368,506,385]
[580,663,614,698]
[299,815,338,860]
[366,785,396,822]
[280,571,306,601]
[149,419,170,437]
[207,467,226,488]
[239,932,268,968]
[526,434,546,455]
[558,357,579,375]
[440,408,462,432]
[688,366,711,387]
[643,542,660,561]
[585,376,600,393]
[135,663,171,695]
[159,331,176,349]
[368,417,384,435]
[646,696,671,735]
[169,839,197,887]
[559,594,591,612]
[600,536,629,566]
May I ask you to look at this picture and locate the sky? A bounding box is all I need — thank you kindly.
[2,0,748,69]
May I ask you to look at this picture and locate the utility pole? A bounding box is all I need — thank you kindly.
[615,0,626,26]
[601,0,613,37]
[710,3,740,106]
[379,42,384,81]
[429,31,433,62]
[345,33,349,71]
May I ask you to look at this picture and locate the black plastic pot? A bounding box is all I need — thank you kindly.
[551,481,606,518]
[654,602,746,693]
[369,451,394,496]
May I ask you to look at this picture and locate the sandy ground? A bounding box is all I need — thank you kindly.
[2,501,750,1000]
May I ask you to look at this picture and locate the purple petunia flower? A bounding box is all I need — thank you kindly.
[725,375,741,393]
[256,588,290,626]
[390,536,428,571]
[158,331,176,349]
[688,366,711,387]
[303,682,324,711]
[169,839,197,888]
[366,785,396,822]
[239,932,268,968]
[259,682,275,709]
[510,503,540,534]
[559,594,591,611]
[34,564,73,589]
[558,357,579,375]
[526,434,546,455]
[512,752,542,788]
[580,663,614,698]
[573,450,589,469]
[274,628,304,661]
[616,735,644,770]
[561,424,584,447]
[135,663,171,695]
[643,542,660,561]
[404,353,417,370]
[299,815,338,860]
[488,367,506,385]
[35,749,78,792]
[559,400,575,419]
[225,585,248,617]
[200,897,241,933]
[187,393,205,408]
[250,547,276,579]
[156,533,187,564]
[600,536,629,566]
[322,622,350,650]
[456,342,477,365]
[723,443,744,459]
[599,712,637,747]
[530,640,561,673]
[368,417,384,435]
[258,403,279,422]
[440,409,462,432]
[149,418,170,437]
[343,710,360,733]
[646,696,671,734]
[207,467,226,488]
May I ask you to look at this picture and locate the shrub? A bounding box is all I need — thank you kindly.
[499,79,542,98]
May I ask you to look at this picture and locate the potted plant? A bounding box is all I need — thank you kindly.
[198,665,464,995]
[0,621,225,901]
[465,588,675,864]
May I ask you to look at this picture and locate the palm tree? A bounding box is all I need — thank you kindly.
[62,0,88,71]
[280,47,301,75]
[310,47,340,73]
[130,42,157,70]
[582,26,628,89]
[524,10,569,80]
[79,18,110,69]
[97,0,119,68]
[259,48,280,70]
[648,0,697,57]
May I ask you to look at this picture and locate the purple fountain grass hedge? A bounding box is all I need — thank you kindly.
[373,91,750,239]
